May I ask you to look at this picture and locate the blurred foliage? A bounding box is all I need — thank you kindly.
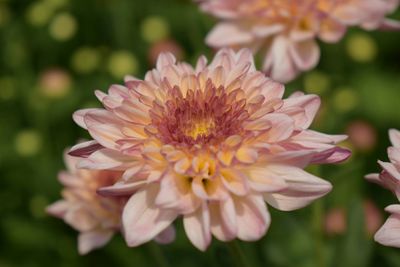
[1,0,400,266]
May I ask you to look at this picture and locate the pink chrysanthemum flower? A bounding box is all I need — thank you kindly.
[70,49,350,251]
[199,0,400,82]
[366,129,400,248]
[47,152,176,254]
[46,153,125,254]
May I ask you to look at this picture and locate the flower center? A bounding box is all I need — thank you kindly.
[150,81,250,147]
[184,118,216,140]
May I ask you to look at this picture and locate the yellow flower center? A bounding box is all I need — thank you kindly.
[185,119,216,140]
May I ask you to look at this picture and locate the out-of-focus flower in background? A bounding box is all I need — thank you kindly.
[199,0,400,82]
[69,48,350,251]
[324,200,382,236]
[346,120,378,152]
[148,39,184,66]
[47,151,176,254]
[366,129,400,247]
[325,207,347,235]
[46,153,126,254]
[39,68,72,99]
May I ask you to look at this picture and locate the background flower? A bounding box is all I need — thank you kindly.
[366,129,400,248]
[47,151,175,254]
[46,152,126,254]
[200,0,400,82]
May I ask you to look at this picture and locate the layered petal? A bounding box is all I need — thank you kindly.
[123,185,178,247]
[263,165,332,211]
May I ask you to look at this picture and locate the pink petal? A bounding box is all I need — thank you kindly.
[97,180,146,197]
[262,150,315,168]
[78,148,134,170]
[156,52,176,70]
[235,195,270,241]
[246,165,288,193]
[379,161,400,181]
[262,113,295,143]
[84,110,126,150]
[235,147,258,164]
[388,147,400,166]
[280,93,321,129]
[263,35,297,83]
[389,129,400,147]
[263,165,332,211]
[206,23,253,47]
[183,204,212,251]
[220,169,249,196]
[210,197,237,241]
[365,173,381,184]
[46,200,69,218]
[155,173,201,214]
[73,109,98,129]
[65,207,98,232]
[122,185,178,247]
[289,39,320,71]
[63,151,79,172]
[318,18,347,43]
[252,24,285,38]
[375,211,400,248]
[78,231,113,255]
[154,225,176,245]
[68,141,103,158]
[379,19,400,31]
[311,147,352,164]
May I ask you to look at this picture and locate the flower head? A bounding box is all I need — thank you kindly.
[70,49,350,250]
[46,152,125,254]
[366,129,400,248]
[200,0,400,82]
[47,151,176,254]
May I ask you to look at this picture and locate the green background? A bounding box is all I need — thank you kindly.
[1,0,400,266]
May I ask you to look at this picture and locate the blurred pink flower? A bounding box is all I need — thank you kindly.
[47,152,176,254]
[364,199,383,237]
[199,0,400,82]
[46,153,125,254]
[366,129,400,247]
[324,200,382,236]
[325,207,347,235]
[70,49,350,251]
[346,120,377,152]
[149,39,184,66]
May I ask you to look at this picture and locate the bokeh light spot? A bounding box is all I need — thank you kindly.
[346,33,377,63]
[333,87,358,112]
[39,68,72,98]
[49,13,77,41]
[107,51,138,79]
[26,2,54,27]
[71,47,100,74]
[15,130,42,157]
[141,16,169,43]
[303,71,330,95]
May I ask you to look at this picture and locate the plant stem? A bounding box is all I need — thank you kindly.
[227,240,252,267]
[147,242,170,267]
